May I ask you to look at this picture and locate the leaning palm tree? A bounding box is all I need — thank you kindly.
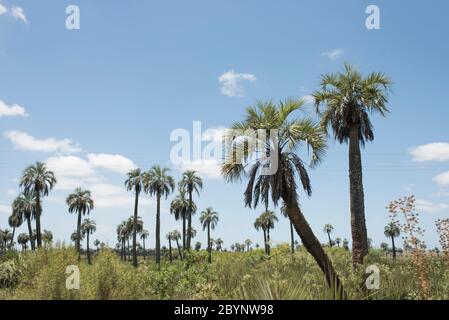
[66,188,94,260]
[199,207,219,263]
[384,222,400,260]
[20,162,57,248]
[221,98,345,298]
[281,202,295,254]
[171,230,183,260]
[323,224,334,247]
[42,230,53,248]
[170,189,196,250]
[17,233,29,251]
[179,171,202,250]
[81,219,96,264]
[261,210,277,255]
[143,165,175,268]
[125,168,144,267]
[12,193,36,251]
[313,64,392,265]
[8,211,24,248]
[140,229,149,260]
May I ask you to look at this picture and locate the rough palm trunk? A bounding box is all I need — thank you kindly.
[155,193,161,268]
[122,239,126,261]
[283,193,346,299]
[267,229,271,256]
[168,238,173,263]
[187,191,193,250]
[86,233,91,265]
[143,238,146,260]
[207,223,211,263]
[349,125,368,265]
[127,239,130,260]
[262,229,267,255]
[290,221,295,254]
[327,232,333,247]
[132,191,139,268]
[391,236,396,260]
[10,227,16,248]
[182,216,186,250]
[35,194,43,248]
[176,239,183,260]
[26,216,34,251]
[76,212,82,260]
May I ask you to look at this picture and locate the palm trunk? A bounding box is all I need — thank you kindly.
[349,125,368,265]
[168,238,173,262]
[327,232,333,247]
[127,239,130,260]
[35,194,43,248]
[76,212,82,260]
[182,216,186,250]
[262,229,267,255]
[290,221,295,254]
[10,227,16,248]
[267,229,271,256]
[283,193,346,299]
[391,236,396,260]
[122,239,126,261]
[207,223,211,263]
[26,216,35,251]
[87,233,91,265]
[155,193,161,269]
[176,239,183,260]
[143,238,146,260]
[132,191,139,268]
[187,191,193,250]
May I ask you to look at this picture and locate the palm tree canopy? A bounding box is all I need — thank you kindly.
[20,161,57,197]
[179,170,203,197]
[66,188,94,216]
[221,99,327,210]
[126,216,144,234]
[17,233,30,244]
[71,231,84,242]
[12,193,36,220]
[42,230,53,243]
[323,224,334,234]
[8,211,24,228]
[143,165,175,199]
[125,168,143,194]
[261,210,278,230]
[384,222,400,238]
[116,221,128,242]
[140,229,149,240]
[199,207,219,231]
[81,219,96,235]
[171,230,182,240]
[170,189,197,220]
[313,63,392,145]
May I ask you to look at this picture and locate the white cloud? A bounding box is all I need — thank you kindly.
[409,143,449,162]
[5,131,82,153]
[433,171,449,187]
[321,48,344,60]
[0,100,28,117]
[10,6,27,23]
[0,4,7,16]
[416,199,449,213]
[89,183,151,209]
[0,204,10,214]
[178,159,221,179]
[87,153,137,175]
[219,70,256,97]
[46,156,95,178]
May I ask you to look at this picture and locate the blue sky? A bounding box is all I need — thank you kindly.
[1,0,449,250]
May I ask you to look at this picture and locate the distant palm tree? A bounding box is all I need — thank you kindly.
[170,189,196,250]
[116,221,128,261]
[179,171,202,250]
[343,238,349,250]
[20,162,57,248]
[323,224,334,247]
[8,211,23,248]
[281,203,295,254]
[81,219,96,264]
[199,207,219,263]
[0,229,12,253]
[66,188,94,260]
[140,229,149,260]
[384,222,400,260]
[194,242,202,251]
[335,237,342,247]
[254,216,267,255]
[215,238,223,251]
[17,233,29,251]
[12,193,36,251]
[166,232,174,262]
[171,230,183,260]
[314,64,392,265]
[222,99,345,298]
[125,168,144,267]
[93,239,100,252]
[244,239,252,252]
[42,230,53,248]
[143,165,175,268]
[71,231,84,247]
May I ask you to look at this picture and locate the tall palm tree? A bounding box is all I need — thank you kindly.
[281,202,295,254]
[66,188,94,260]
[126,215,143,260]
[12,193,36,251]
[166,232,174,262]
[125,168,144,267]
[244,239,252,252]
[323,224,334,247]
[117,221,128,261]
[254,216,268,255]
[384,222,400,260]
[42,230,53,248]
[313,64,392,265]
[143,165,175,268]
[170,189,196,250]
[261,210,277,255]
[81,219,96,264]
[221,99,345,298]
[140,229,149,260]
[20,162,57,248]
[171,230,183,260]
[8,211,24,248]
[17,233,29,251]
[199,207,219,263]
[179,171,202,250]
[215,238,223,251]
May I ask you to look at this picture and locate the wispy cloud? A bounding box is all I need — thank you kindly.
[321,48,344,60]
[4,131,82,153]
[0,4,7,16]
[409,142,449,162]
[0,100,28,117]
[10,6,27,23]
[416,199,449,213]
[433,171,449,187]
[219,70,256,97]
[87,153,137,175]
